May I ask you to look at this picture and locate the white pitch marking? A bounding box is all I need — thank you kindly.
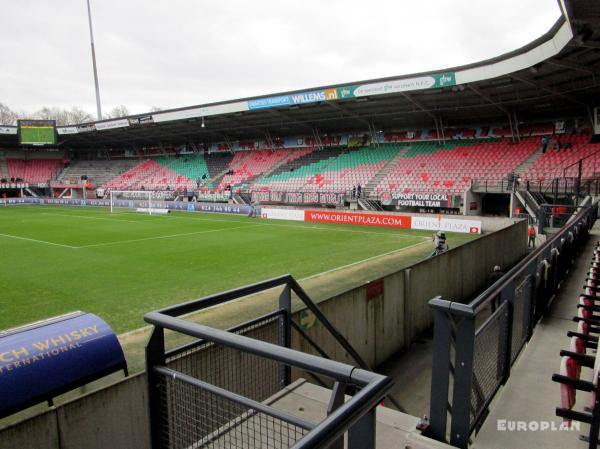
[40,208,426,240]
[0,233,77,249]
[76,223,265,248]
[115,211,424,240]
[41,212,152,225]
[302,240,431,280]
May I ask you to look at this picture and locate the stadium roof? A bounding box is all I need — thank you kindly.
[1,0,600,150]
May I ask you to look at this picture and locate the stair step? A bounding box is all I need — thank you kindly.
[365,147,409,198]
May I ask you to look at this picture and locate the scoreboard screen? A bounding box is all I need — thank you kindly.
[18,120,57,146]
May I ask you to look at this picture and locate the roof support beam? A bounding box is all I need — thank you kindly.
[510,73,589,107]
[325,102,370,128]
[467,85,510,114]
[223,114,269,138]
[545,57,598,76]
[400,92,437,120]
[264,109,314,132]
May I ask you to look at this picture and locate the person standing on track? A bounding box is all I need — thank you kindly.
[528,224,537,248]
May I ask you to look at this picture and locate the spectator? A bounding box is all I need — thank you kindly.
[528,224,537,248]
[431,231,449,257]
[541,135,549,153]
[507,172,514,191]
[352,185,356,199]
[431,242,448,257]
[433,231,448,249]
[489,265,505,286]
[489,265,506,312]
[357,184,362,198]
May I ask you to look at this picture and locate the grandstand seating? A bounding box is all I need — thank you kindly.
[255,145,399,193]
[374,139,539,196]
[216,149,312,191]
[156,154,210,186]
[102,160,191,191]
[7,159,63,184]
[5,131,597,199]
[102,155,214,191]
[520,134,600,182]
[58,159,140,186]
[552,241,600,444]
[204,153,235,180]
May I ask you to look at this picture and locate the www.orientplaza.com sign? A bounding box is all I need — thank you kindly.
[380,192,462,208]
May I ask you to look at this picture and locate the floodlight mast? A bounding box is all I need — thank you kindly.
[86,0,102,120]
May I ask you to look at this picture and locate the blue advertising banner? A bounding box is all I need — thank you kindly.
[247,89,328,110]
[0,312,126,417]
[248,95,292,110]
[289,90,327,105]
[0,198,259,216]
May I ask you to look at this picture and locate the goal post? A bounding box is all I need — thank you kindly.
[108,190,156,214]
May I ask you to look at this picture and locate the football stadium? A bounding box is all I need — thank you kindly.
[1,1,600,448]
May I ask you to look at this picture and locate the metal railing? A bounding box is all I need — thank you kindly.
[426,204,598,448]
[145,274,398,449]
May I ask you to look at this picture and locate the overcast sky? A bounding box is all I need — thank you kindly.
[0,0,561,117]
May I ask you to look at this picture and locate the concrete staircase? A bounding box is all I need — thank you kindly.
[514,146,544,175]
[364,147,409,198]
[0,158,8,179]
[240,151,301,190]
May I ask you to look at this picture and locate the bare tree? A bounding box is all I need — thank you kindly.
[1,102,95,125]
[0,102,18,125]
[150,106,163,112]
[105,105,130,119]
[34,106,69,125]
[66,106,93,124]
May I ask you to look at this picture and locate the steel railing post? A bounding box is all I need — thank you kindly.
[279,284,293,386]
[348,407,376,449]
[449,314,476,449]
[428,303,454,443]
[146,327,166,449]
[326,382,347,449]
[501,282,515,384]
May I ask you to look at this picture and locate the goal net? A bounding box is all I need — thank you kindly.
[108,190,168,215]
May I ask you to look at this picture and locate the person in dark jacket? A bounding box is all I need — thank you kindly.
[489,265,506,312]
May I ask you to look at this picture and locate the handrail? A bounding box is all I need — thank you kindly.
[155,274,291,317]
[562,147,600,177]
[154,366,316,431]
[145,311,374,386]
[430,205,593,315]
[145,310,393,449]
[151,271,405,412]
[427,202,597,447]
[153,273,374,383]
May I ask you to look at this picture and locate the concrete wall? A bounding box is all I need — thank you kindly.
[293,219,527,367]
[0,220,527,449]
[464,190,483,216]
[0,373,149,449]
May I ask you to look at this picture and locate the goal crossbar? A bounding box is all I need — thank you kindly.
[109,190,156,215]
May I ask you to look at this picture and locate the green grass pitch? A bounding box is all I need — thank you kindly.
[0,205,477,334]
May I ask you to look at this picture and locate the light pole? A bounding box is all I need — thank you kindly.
[86,0,102,120]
